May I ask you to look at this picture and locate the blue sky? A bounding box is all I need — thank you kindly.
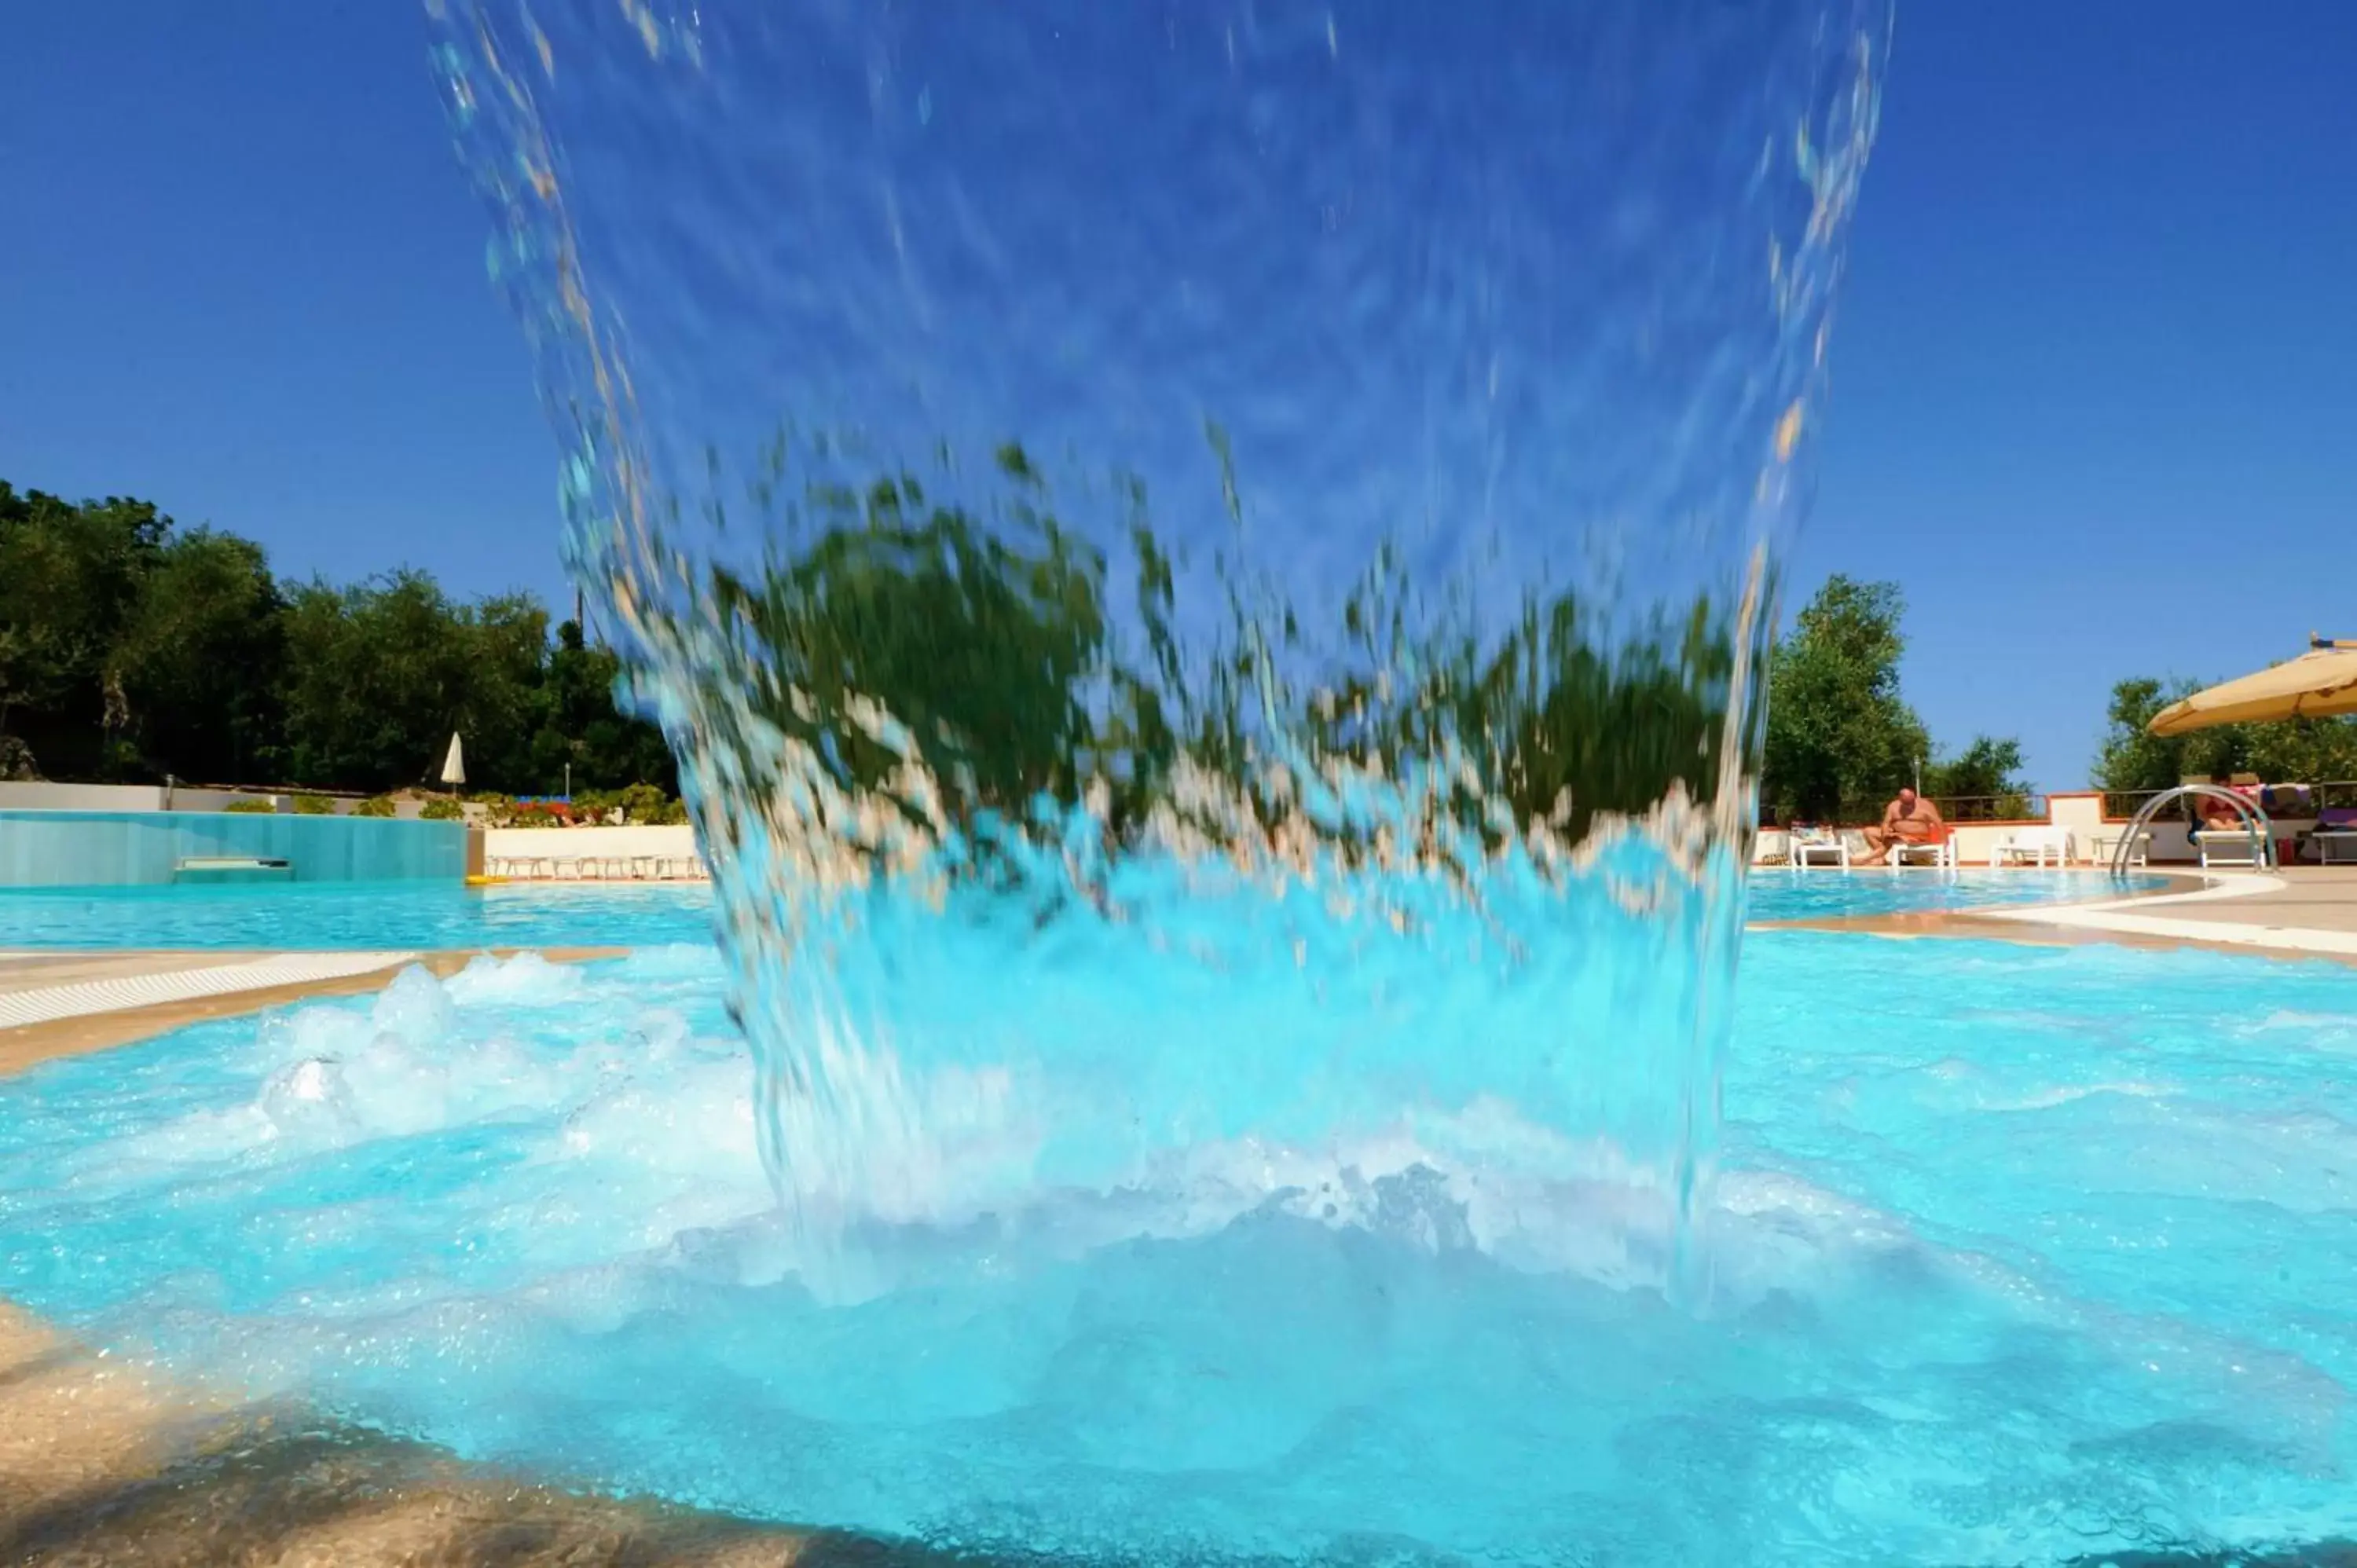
[5,4,2352,789]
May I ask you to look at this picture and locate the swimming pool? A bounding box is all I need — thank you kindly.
[0,869,2165,951]
[0,912,2347,1563]
[0,881,718,951]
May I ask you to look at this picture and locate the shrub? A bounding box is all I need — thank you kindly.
[420,797,464,821]
[464,793,519,827]
[222,797,277,815]
[292,793,337,815]
[618,782,671,824]
[353,795,397,819]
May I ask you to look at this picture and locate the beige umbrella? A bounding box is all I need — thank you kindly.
[439,731,467,789]
[2148,639,2357,736]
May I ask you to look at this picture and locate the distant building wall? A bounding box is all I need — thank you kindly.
[0,782,290,813]
[0,811,466,888]
[0,782,167,811]
[483,824,702,870]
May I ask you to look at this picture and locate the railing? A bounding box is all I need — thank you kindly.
[2102,780,2357,821]
[1928,793,2044,823]
[1764,793,2044,828]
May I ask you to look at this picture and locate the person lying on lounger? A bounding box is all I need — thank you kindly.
[2194,791,2250,836]
[1859,787,1943,866]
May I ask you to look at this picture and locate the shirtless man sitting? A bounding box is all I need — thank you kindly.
[1859,786,1943,866]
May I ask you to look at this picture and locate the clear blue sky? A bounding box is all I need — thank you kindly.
[5,4,2352,790]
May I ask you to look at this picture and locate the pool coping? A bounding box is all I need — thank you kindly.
[6,870,2343,1086]
[1750,870,2357,965]
[0,947,631,1079]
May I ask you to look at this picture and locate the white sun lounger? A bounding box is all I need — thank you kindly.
[2311,830,2357,865]
[1888,836,1957,870]
[2194,828,2271,869]
[1791,831,1851,870]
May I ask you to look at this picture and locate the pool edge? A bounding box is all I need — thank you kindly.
[1751,870,2357,965]
[0,947,633,1080]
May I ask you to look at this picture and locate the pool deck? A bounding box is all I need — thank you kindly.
[1755,864,2357,963]
[0,946,628,1077]
[0,1301,844,1566]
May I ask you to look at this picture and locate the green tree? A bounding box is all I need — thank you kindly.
[278,571,549,793]
[4,473,698,797]
[526,620,676,795]
[111,528,286,783]
[711,462,1106,830]
[1923,735,2032,817]
[0,483,169,777]
[2091,677,2198,795]
[2093,675,2357,799]
[1760,576,1930,822]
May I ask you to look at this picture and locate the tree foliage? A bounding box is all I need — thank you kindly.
[2093,675,2357,797]
[714,466,1108,826]
[1760,576,2029,822]
[684,449,1740,862]
[1761,576,1928,820]
[0,478,673,795]
[12,469,2056,843]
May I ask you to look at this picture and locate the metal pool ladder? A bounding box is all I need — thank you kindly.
[2109,785,2271,877]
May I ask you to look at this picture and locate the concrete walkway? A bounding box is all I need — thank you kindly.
[1980,866,2357,958]
[0,951,421,1030]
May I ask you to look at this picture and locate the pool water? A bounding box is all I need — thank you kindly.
[0,870,2161,951]
[0,881,718,951]
[0,918,2348,1563]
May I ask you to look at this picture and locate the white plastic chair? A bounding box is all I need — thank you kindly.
[2090,830,2151,869]
[1991,826,2074,868]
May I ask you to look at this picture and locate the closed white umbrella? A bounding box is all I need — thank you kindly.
[440,732,467,789]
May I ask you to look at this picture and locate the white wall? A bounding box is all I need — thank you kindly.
[0,782,166,811]
[0,782,321,813]
[484,823,703,874]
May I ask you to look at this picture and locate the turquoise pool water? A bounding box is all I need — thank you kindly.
[0,870,2162,951]
[0,916,2348,1563]
[0,881,717,951]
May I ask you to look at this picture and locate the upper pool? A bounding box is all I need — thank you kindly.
[0,868,2168,951]
[0,880,717,951]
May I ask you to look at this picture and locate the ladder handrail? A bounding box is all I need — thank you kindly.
[2111,785,2272,877]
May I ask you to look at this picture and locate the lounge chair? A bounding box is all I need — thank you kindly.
[1888,829,1957,870]
[1791,828,1849,870]
[2309,808,2357,865]
[2195,827,2271,869]
[1991,826,2074,868]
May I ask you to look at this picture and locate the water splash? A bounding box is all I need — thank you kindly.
[425,2,1887,1300]
[7,942,2354,1560]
